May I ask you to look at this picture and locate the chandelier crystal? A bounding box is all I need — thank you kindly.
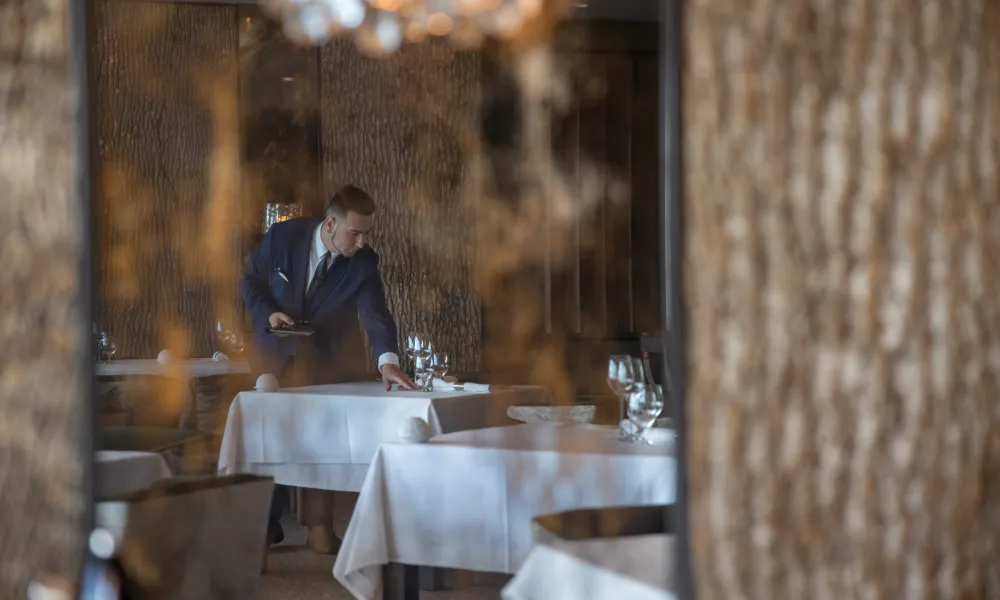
[262,0,549,53]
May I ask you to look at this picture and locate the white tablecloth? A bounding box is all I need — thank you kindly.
[95,358,250,378]
[333,423,675,600]
[96,450,173,498]
[503,535,676,600]
[216,382,551,492]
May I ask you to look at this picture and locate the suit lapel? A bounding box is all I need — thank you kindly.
[306,254,352,317]
[292,223,315,316]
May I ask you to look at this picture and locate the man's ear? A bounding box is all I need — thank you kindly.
[324,215,337,233]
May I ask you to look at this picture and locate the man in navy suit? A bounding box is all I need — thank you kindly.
[241,185,417,552]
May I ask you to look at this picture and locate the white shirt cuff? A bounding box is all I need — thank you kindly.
[378,352,400,373]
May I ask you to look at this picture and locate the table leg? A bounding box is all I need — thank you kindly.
[418,567,453,591]
[382,564,419,600]
[192,375,222,433]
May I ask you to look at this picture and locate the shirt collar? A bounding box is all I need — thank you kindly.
[313,223,338,261]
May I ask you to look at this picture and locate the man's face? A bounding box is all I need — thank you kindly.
[324,211,372,257]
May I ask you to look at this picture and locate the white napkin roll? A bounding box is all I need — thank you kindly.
[212,351,229,361]
[398,417,432,443]
[432,378,490,393]
[255,373,280,392]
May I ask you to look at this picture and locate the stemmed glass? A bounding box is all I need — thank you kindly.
[406,333,433,390]
[97,333,118,363]
[627,383,665,444]
[607,355,646,439]
[215,320,245,356]
[430,351,450,388]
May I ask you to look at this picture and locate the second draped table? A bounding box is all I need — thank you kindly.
[216,382,552,492]
[333,422,676,600]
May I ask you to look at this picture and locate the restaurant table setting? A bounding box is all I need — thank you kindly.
[332,421,675,600]
[93,322,252,432]
[95,450,173,498]
[216,381,552,492]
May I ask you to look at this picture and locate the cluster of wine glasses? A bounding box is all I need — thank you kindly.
[404,332,450,391]
[215,320,245,356]
[93,324,117,363]
[607,355,665,444]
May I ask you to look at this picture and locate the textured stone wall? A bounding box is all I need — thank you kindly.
[0,0,85,594]
[93,1,239,359]
[685,0,1000,596]
[320,38,483,372]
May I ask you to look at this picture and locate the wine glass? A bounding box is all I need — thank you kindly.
[98,335,117,363]
[608,355,642,431]
[407,333,433,389]
[627,383,665,444]
[415,333,432,361]
[406,332,431,361]
[607,355,632,398]
[430,351,450,384]
[227,332,245,355]
[216,320,233,352]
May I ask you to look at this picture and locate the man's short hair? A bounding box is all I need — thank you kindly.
[326,185,376,218]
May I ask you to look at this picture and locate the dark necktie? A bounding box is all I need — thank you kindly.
[305,252,330,304]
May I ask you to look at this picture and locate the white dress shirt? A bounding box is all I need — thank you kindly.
[309,225,400,374]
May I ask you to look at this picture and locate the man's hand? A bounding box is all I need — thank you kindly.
[381,364,418,391]
[268,312,295,328]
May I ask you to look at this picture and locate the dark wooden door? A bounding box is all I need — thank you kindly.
[480,21,661,406]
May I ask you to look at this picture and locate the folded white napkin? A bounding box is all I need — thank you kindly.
[398,417,431,443]
[212,351,229,361]
[432,378,490,393]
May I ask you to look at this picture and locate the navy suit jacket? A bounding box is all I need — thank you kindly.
[240,217,399,384]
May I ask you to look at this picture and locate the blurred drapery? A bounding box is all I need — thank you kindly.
[685,0,1000,596]
[0,0,87,595]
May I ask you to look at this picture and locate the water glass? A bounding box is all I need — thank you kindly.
[406,333,432,378]
[413,356,433,391]
[627,383,665,444]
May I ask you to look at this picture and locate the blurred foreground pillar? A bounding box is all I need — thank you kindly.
[0,0,86,595]
[685,0,1000,597]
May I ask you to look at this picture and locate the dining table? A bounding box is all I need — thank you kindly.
[96,358,251,433]
[95,450,173,498]
[333,422,676,600]
[216,381,552,493]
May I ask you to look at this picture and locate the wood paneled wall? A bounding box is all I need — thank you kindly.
[319,39,483,372]
[480,22,661,401]
[92,1,239,359]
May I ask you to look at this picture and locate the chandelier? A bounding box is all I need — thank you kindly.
[263,0,551,52]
